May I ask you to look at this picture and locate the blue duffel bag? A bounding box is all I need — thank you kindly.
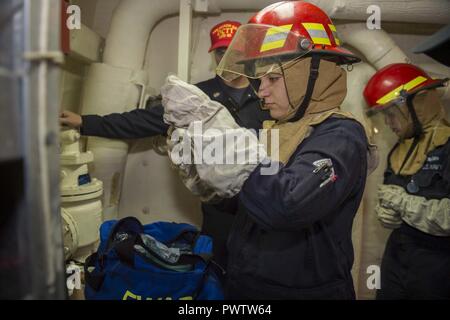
[84,217,224,300]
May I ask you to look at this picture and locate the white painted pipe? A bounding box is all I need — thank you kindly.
[63,199,103,261]
[103,0,275,74]
[101,0,449,75]
[103,0,179,69]
[81,0,163,220]
[337,23,409,69]
[307,0,450,24]
[178,0,193,82]
[81,63,147,220]
[81,1,180,221]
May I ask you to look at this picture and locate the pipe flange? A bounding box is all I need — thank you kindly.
[61,208,79,260]
[60,151,94,165]
[61,179,103,202]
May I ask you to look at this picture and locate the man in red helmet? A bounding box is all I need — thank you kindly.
[364,63,450,299]
[60,20,272,277]
[211,1,376,299]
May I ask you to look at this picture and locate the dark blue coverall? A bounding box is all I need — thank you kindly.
[225,117,369,299]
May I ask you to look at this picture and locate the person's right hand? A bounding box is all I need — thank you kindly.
[60,110,82,129]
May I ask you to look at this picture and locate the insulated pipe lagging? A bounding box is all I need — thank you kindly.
[80,64,146,220]
[81,0,178,222]
[103,0,179,69]
[337,23,409,69]
[307,0,450,24]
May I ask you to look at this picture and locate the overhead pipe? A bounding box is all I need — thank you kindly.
[337,23,409,69]
[80,0,180,220]
[102,0,276,72]
[307,0,450,25]
[99,0,449,81]
[178,0,193,82]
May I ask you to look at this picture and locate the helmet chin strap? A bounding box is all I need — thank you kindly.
[278,61,295,110]
[287,55,321,123]
[397,91,424,174]
[405,91,423,138]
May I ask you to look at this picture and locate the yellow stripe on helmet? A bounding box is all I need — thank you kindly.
[302,23,331,46]
[376,76,428,105]
[260,24,293,52]
[328,24,340,45]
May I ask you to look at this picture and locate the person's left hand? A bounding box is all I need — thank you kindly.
[60,110,82,129]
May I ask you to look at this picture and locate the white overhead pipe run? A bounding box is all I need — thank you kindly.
[80,0,181,220]
[178,0,193,82]
[99,0,450,77]
[307,0,450,25]
[337,23,409,69]
[103,1,179,68]
[100,0,273,71]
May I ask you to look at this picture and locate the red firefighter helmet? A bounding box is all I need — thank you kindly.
[363,63,447,112]
[217,1,360,81]
[248,1,360,65]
